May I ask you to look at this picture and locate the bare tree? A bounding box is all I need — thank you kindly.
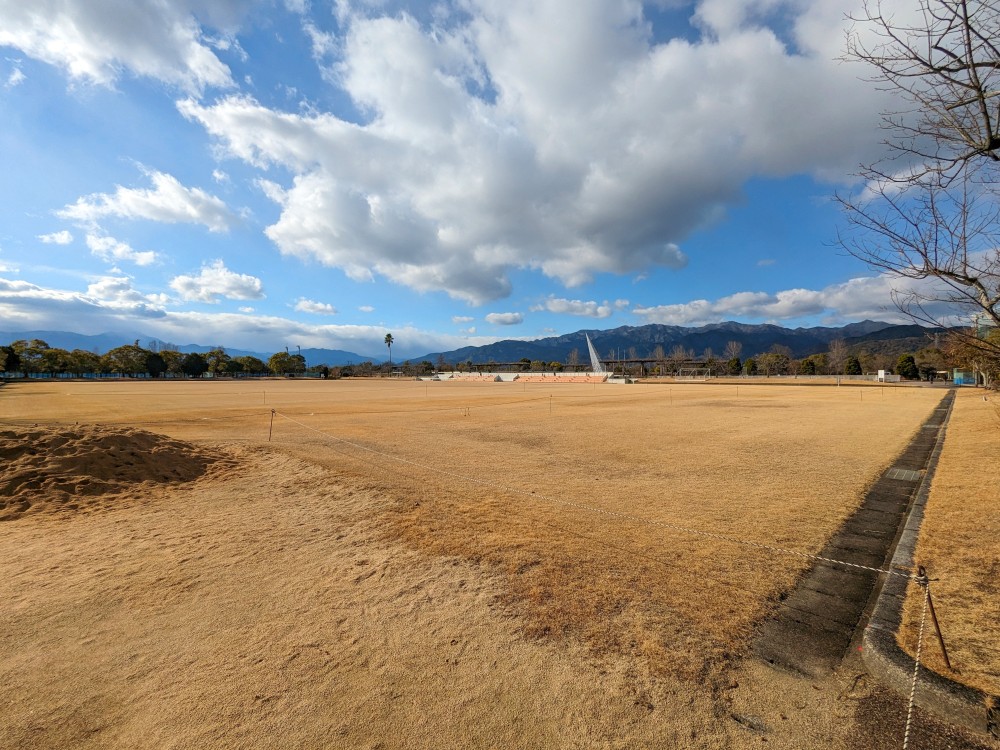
[723,340,743,360]
[845,0,1000,183]
[841,1,1000,363]
[839,174,1000,332]
[828,339,849,375]
[666,344,693,375]
[651,345,666,376]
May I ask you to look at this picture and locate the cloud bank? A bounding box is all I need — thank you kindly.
[176,0,884,304]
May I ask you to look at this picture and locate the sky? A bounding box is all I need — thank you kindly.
[0,0,946,359]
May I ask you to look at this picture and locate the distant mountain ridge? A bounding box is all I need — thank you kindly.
[0,330,377,367]
[1,320,946,369]
[412,320,938,363]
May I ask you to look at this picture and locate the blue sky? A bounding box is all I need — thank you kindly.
[0,0,936,359]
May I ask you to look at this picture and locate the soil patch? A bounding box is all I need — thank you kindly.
[0,424,234,521]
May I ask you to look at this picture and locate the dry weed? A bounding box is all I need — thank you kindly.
[898,390,1000,695]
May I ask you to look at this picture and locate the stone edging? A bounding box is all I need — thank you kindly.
[862,390,1000,739]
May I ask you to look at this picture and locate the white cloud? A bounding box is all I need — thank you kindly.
[485,312,523,325]
[6,66,25,87]
[451,315,473,324]
[177,2,884,304]
[38,230,74,245]
[85,275,166,311]
[533,296,630,319]
[212,169,230,183]
[632,273,964,326]
[169,260,264,303]
[294,297,338,314]
[756,258,775,267]
[59,170,236,232]
[358,305,374,312]
[0,274,503,355]
[239,306,255,313]
[0,0,237,93]
[85,234,157,266]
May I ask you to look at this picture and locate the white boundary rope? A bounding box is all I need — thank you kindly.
[274,410,919,581]
[903,581,930,750]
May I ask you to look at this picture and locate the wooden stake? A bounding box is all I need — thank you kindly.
[918,565,954,672]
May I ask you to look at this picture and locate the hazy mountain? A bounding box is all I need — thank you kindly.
[2,320,944,369]
[413,320,903,364]
[0,331,377,367]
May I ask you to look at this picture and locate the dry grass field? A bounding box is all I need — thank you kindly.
[899,390,1000,696]
[0,378,994,749]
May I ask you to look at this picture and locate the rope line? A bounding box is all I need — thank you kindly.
[274,411,918,581]
[903,579,930,750]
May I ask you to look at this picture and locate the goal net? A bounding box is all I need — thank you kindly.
[676,368,712,381]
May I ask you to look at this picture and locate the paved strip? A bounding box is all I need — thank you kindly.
[753,389,955,678]
[886,467,923,482]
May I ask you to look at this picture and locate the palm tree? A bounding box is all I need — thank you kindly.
[384,333,394,370]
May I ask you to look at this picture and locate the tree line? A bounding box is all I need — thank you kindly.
[0,339,308,378]
[0,338,446,380]
[2,331,996,384]
[591,333,998,383]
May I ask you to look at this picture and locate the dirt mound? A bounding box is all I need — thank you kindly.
[0,424,233,521]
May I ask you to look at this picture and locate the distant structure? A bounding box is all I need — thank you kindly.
[585,334,606,375]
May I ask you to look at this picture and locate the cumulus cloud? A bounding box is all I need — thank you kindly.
[59,170,236,232]
[632,273,964,326]
[177,1,884,304]
[485,312,523,325]
[451,315,473,324]
[0,0,238,93]
[358,305,374,312]
[294,297,338,314]
[38,230,74,245]
[169,260,264,303]
[85,234,157,266]
[0,275,166,330]
[0,274,501,354]
[85,275,166,312]
[533,296,629,318]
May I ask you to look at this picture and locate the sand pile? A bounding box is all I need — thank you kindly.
[0,424,231,521]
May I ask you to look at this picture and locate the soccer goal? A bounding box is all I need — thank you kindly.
[676,368,712,381]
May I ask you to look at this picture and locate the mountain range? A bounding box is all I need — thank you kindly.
[412,320,945,364]
[0,331,379,367]
[1,320,947,368]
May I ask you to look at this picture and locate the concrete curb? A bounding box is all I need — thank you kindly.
[862,390,1000,739]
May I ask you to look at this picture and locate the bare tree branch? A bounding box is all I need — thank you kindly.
[840,1,1000,371]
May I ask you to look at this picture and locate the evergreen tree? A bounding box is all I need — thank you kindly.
[896,354,919,380]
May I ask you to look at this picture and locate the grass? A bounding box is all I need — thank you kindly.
[898,390,1000,696]
[1,379,946,681]
[10,378,1000,748]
